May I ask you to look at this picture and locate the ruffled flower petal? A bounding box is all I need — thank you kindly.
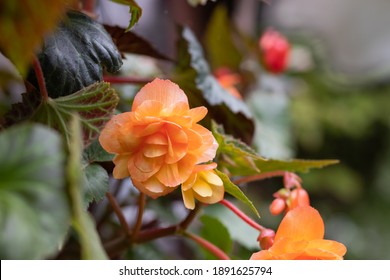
[275,206,324,242]
[132,78,189,112]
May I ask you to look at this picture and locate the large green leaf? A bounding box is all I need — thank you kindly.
[200,215,232,260]
[27,10,122,98]
[67,115,107,259]
[212,121,339,177]
[0,124,70,259]
[174,26,255,143]
[5,82,119,146]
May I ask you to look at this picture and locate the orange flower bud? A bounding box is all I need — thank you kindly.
[288,188,310,210]
[269,198,286,216]
[259,28,290,74]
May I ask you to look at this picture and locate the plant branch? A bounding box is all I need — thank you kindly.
[232,170,286,185]
[179,203,202,230]
[131,193,146,242]
[220,199,265,232]
[183,231,230,260]
[135,225,177,244]
[106,192,132,237]
[32,56,49,101]
[135,204,202,243]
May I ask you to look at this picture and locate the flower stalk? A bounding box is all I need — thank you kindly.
[32,56,49,101]
[220,199,265,232]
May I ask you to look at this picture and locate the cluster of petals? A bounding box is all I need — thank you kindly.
[99,78,219,201]
[259,28,290,74]
[251,206,347,260]
[181,162,224,210]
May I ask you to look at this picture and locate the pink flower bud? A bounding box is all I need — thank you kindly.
[259,28,290,74]
[257,228,276,250]
[269,198,286,216]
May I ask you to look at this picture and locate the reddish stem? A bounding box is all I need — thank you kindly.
[32,56,49,101]
[106,192,132,237]
[232,170,286,185]
[83,0,96,13]
[220,199,265,232]
[184,231,230,260]
[131,193,146,242]
[103,76,154,85]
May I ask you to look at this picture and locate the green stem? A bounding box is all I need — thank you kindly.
[232,170,286,185]
[220,199,265,231]
[183,231,230,260]
[32,56,49,101]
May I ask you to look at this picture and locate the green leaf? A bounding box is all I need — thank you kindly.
[83,137,114,163]
[109,0,143,31]
[82,139,112,205]
[200,215,232,260]
[27,10,123,98]
[216,170,260,218]
[82,164,109,206]
[0,123,70,259]
[212,121,339,176]
[0,0,72,77]
[5,82,119,147]
[204,4,242,70]
[174,26,255,143]
[67,114,107,259]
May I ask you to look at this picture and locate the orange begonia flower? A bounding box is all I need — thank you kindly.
[251,206,347,260]
[99,78,218,198]
[181,162,224,209]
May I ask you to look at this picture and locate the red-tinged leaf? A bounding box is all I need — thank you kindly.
[104,25,172,61]
[174,26,255,144]
[4,82,119,147]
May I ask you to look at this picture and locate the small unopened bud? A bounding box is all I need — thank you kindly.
[269,198,286,216]
[288,188,310,210]
[259,28,290,74]
[258,228,275,250]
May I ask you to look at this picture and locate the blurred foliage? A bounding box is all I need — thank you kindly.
[286,68,390,259]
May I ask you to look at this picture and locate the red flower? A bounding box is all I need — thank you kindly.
[259,28,290,74]
[251,206,347,260]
